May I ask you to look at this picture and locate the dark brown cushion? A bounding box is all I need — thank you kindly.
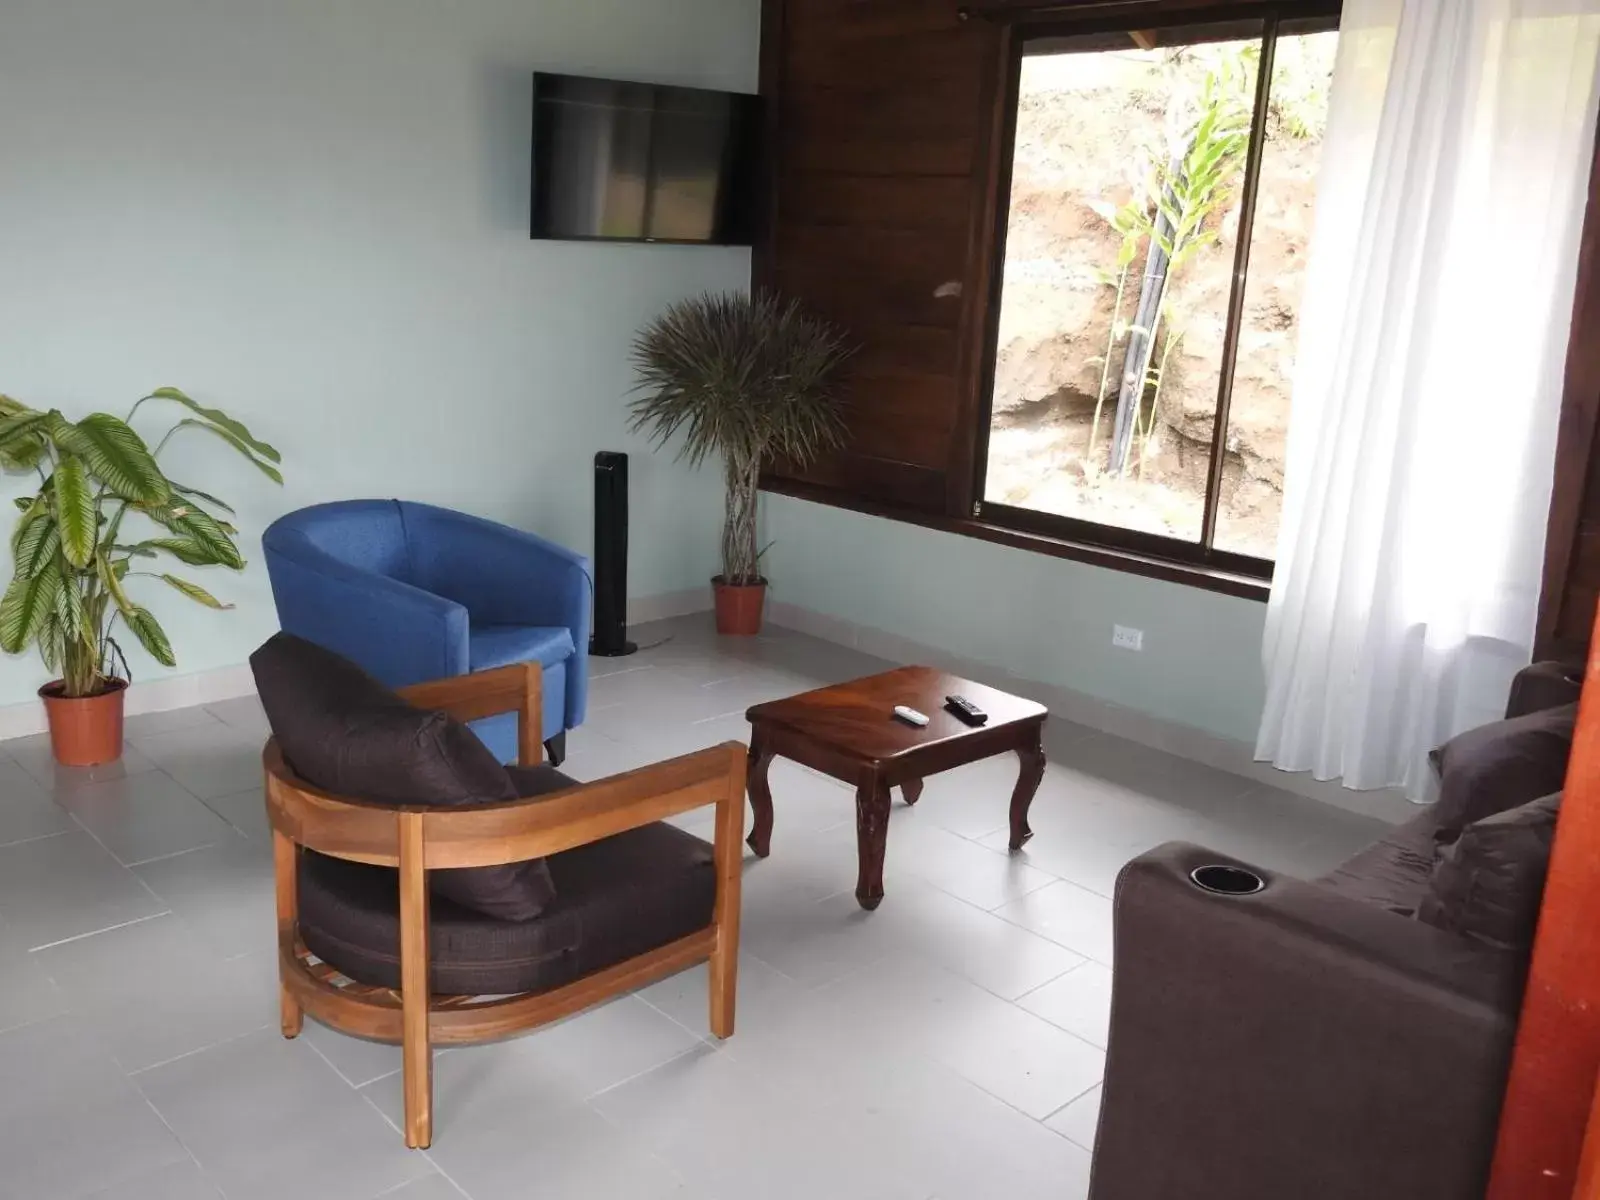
[1418,792,1560,952]
[1430,703,1575,841]
[297,810,716,995]
[1317,821,1438,917]
[250,632,555,921]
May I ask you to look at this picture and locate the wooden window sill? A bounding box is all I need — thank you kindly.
[761,476,1272,603]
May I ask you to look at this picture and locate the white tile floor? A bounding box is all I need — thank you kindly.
[0,615,1388,1199]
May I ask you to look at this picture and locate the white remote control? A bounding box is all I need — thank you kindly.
[893,705,930,727]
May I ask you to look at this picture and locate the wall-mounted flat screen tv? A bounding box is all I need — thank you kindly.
[531,73,761,246]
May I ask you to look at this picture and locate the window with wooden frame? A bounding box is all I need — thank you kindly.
[976,8,1339,579]
[755,0,1343,599]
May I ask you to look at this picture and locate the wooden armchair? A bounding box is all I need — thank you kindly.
[262,659,745,1149]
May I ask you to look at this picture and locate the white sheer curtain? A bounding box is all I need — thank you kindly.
[1257,0,1600,797]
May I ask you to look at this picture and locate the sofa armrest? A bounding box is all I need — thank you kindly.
[263,538,469,686]
[1091,842,1522,1200]
[1505,660,1584,719]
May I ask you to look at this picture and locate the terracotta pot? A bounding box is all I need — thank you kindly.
[713,576,767,636]
[39,678,127,767]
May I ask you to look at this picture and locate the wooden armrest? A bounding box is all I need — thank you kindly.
[421,742,746,867]
[399,662,543,767]
[264,741,748,869]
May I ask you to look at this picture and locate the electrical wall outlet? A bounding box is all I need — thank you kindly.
[1112,625,1144,652]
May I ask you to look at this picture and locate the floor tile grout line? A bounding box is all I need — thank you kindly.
[127,1067,225,1200]
[631,991,717,1049]
[987,905,1115,966]
[0,826,77,852]
[354,1076,475,1198]
[1039,1078,1104,1126]
[26,908,173,953]
[305,1028,393,1090]
[583,1038,716,1105]
[0,1007,69,1041]
[1012,958,1090,1003]
[580,1092,700,1194]
[124,1020,274,1077]
[372,1169,472,1199]
[120,837,237,871]
[690,706,754,725]
[1014,1007,1111,1057]
[63,801,182,911]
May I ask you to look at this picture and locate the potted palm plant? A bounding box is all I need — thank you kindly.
[0,388,281,765]
[629,291,852,635]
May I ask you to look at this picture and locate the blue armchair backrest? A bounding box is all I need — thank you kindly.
[266,499,412,583]
[262,500,469,688]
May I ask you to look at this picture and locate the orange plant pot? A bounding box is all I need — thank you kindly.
[713,576,767,636]
[39,678,127,767]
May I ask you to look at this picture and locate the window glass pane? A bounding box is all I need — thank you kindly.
[1212,29,1339,559]
[985,29,1261,545]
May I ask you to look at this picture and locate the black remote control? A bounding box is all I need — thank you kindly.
[944,694,988,726]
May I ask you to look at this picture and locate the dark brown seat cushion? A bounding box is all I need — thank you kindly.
[1419,792,1561,952]
[250,632,555,921]
[297,774,716,995]
[1318,819,1439,916]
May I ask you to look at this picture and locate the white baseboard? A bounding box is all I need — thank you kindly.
[0,589,718,747]
[0,663,258,743]
[766,600,1418,826]
[628,587,712,625]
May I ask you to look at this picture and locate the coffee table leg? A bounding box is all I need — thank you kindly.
[855,775,893,910]
[902,778,924,806]
[1010,731,1046,852]
[746,733,776,858]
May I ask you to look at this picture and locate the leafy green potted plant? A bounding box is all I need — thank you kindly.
[0,388,281,765]
[629,291,852,634]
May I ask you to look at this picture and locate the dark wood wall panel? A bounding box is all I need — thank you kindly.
[757,0,995,513]
[782,0,964,38]
[778,453,950,510]
[776,173,974,232]
[771,262,962,330]
[1548,521,1600,653]
[772,224,968,282]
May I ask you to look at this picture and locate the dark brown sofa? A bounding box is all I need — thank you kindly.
[1090,662,1581,1200]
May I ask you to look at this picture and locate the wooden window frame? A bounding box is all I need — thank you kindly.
[966,1,1340,589]
[757,0,1348,604]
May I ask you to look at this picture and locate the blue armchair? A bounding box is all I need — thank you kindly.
[261,500,590,764]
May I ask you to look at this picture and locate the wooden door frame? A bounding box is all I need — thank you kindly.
[1489,602,1600,1198]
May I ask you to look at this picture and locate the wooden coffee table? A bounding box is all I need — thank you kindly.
[744,666,1048,910]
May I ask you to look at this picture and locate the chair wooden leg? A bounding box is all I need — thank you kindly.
[709,747,744,1039]
[272,828,303,1039]
[398,813,433,1149]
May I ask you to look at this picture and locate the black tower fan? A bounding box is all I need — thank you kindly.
[590,451,637,656]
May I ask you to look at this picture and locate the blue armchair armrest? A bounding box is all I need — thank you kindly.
[399,503,592,727]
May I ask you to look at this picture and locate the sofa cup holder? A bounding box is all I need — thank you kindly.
[1189,864,1266,896]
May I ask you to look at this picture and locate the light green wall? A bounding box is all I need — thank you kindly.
[764,496,1270,742]
[0,0,758,707]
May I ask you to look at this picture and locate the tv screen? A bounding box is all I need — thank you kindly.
[531,73,761,245]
